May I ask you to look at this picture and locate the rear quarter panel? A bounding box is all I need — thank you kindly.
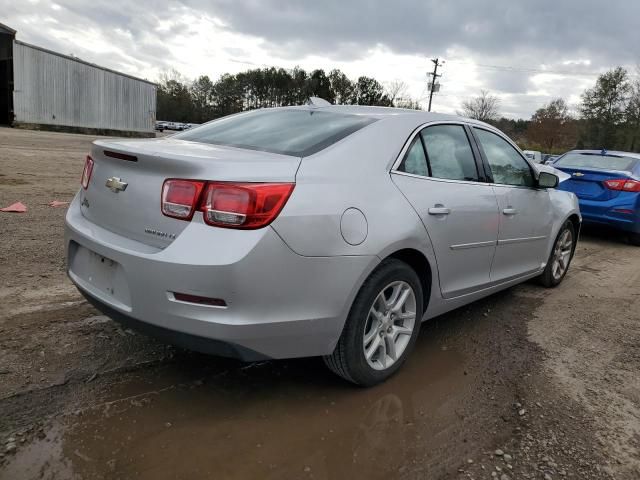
[272,116,435,260]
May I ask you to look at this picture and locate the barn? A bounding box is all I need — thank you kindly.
[0,23,156,137]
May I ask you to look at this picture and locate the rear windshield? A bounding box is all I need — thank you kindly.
[555,152,637,171]
[174,109,377,156]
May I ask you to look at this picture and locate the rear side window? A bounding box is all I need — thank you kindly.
[398,137,429,176]
[174,109,377,157]
[422,125,479,181]
[474,128,534,187]
[555,153,637,171]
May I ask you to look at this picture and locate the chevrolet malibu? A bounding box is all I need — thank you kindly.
[65,105,580,386]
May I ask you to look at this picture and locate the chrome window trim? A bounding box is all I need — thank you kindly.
[390,120,488,186]
[391,170,492,187]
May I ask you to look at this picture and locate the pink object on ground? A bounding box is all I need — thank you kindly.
[48,200,70,208]
[0,202,27,213]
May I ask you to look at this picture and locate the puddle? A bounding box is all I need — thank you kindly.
[2,336,470,480]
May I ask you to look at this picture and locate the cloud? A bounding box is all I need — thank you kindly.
[196,0,640,65]
[1,0,637,118]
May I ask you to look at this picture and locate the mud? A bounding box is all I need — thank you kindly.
[1,128,639,479]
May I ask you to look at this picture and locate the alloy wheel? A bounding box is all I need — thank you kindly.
[363,281,417,371]
[551,228,573,281]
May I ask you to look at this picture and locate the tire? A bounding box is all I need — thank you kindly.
[629,233,640,246]
[323,258,423,387]
[539,220,576,288]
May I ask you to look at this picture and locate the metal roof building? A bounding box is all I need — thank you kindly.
[0,23,156,136]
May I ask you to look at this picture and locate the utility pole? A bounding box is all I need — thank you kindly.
[427,58,444,112]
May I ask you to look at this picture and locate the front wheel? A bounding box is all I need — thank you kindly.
[629,232,640,246]
[539,220,576,287]
[323,259,423,386]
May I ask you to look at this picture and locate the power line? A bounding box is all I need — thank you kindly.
[446,59,601,77]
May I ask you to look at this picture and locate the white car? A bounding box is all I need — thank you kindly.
[523,150,543,163]
[66,105,580,386]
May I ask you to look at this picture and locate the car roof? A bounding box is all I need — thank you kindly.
[283,104,494,129]
[566,149,640,160]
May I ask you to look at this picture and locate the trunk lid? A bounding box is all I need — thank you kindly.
[554,166,634,202]
[81,138,300,248]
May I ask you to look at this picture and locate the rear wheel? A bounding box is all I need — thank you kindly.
[323,259,423,386]
[539,221,576,287]
[629,233,640,246]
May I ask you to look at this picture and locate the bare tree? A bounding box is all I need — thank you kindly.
[625,65,640,151]
[384,80,409,105]
[458,90,501,122]
[526,98,577,151]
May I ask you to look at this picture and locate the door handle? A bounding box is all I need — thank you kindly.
[502,208,518,216]
[428,206,451,215]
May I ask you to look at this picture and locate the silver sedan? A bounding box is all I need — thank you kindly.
[65,104,580,386]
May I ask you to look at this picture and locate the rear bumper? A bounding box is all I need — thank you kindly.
[578,197,640,233]
[78,288,269,361]
[65,194,378,360]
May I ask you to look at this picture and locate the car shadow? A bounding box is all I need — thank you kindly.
[578,224,635,246]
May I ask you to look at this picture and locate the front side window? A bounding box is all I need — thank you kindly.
[398,137,429,176]
[474,128,534,187]
[421,125,479,181]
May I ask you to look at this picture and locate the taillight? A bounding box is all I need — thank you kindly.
[161,179,205,220]
[160,179,294,229]
[201,182,294,229]
[604,179,640,192]
[81,155,94,189]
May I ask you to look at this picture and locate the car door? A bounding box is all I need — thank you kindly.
[391,123,500,299]
[471,127,553,282]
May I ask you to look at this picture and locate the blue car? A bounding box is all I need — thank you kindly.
[554,150,640,245]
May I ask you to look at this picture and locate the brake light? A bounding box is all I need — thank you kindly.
[161,179,205,219]
[81,155,94,189]
[161,180,294,229]
[604,179,640,192]
[200,182,294,229]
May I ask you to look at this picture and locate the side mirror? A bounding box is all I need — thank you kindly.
[538,171,559,188]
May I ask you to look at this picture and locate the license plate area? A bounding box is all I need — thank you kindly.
[69,242,132,310]
[87,253,118,295]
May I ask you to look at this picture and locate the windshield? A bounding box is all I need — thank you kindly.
[555,152,637,171]
[174,109,377,157]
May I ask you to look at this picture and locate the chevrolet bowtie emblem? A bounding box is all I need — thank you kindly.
[573,172,585,177]
[105,177,128,193]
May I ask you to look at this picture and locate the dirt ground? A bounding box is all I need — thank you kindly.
[0,127,639,480]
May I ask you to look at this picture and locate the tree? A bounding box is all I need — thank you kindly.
[190,75,215,123]
[385,80,409,105]
[212,73,244,117]
[580,67,631,149]
[459,90,500,122]
[526,98,577,152]
[328,69,355,104]
[157,69,193,122]
[394,98,422,110]
[354,76,392,106]
[156,66,405,122]
[624,68,640,151]
[308,69,334,103]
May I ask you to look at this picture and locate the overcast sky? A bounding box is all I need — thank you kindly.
[2,0,639,118]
